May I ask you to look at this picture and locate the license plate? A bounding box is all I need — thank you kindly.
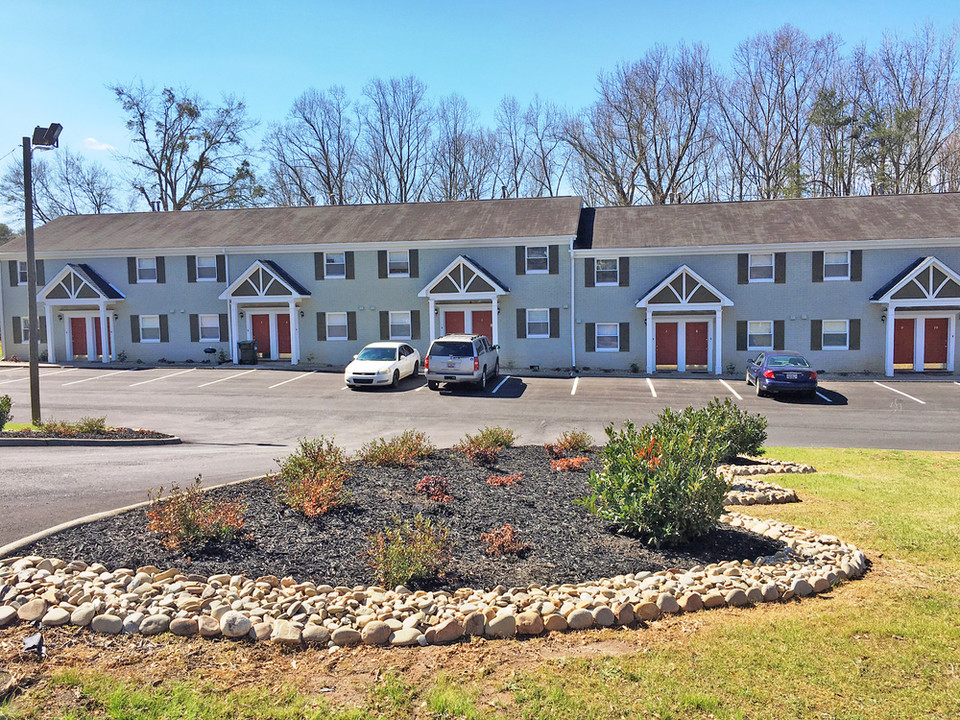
[786,372,798,379]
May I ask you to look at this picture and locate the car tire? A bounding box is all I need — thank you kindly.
[391,370,400,388]
[745,369,751,385]
[427,380,439,391]
[478,367,487,391]
[492,360,499,379]
[412,361,419,378]
[755,378,766,397]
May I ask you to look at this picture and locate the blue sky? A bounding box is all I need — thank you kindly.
[1,0,957,225]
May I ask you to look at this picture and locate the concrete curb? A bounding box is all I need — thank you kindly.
[0,435,181,447]
[0,474,266,559]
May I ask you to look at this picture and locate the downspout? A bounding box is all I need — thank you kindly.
[569,238,576,371]
[0,261,6,361]
[222,248,231,359]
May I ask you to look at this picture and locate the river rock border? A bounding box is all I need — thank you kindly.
[0,512,866,649]
[720,459,812,506]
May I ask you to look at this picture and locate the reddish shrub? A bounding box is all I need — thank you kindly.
[480,524,530,556]
[416,475,453,503]
[486,473,522,487]
[146,476,245,550]
[550,456,591,472]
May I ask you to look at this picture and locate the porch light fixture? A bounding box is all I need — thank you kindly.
[23,123,62,425]
[57,314,62,321]
[880,312,887,323]
[113,313,119,320]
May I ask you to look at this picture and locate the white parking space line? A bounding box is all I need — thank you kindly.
[62,370,129,386]
[719,379,742,400]
[0,367,23,375]
[571,377,580,395]
[646,377,657,398]
[873,381,926,405]
[815,391,833,403]
[0,368,77,385]
[197,369,257,388]
[492,376,511,394]
[415,384,427,391]
[268,370,317,389]
[129,368,197,387]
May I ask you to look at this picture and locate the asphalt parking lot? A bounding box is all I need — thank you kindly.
[1,363,959,546]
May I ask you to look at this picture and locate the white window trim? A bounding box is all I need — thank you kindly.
[823,250,851,281]
[525,246,549,274]
[17,261,28,285]
[19,316,31,342]
[198,313,221,341]
[387,250,410,278]
[595,258,619,286]
[747,320,774,351]
[325,252,347,279]
[389,310,412,341]
[748,253,775,283]
[137,257,158,283]
[595,322,620,352]
[526,308,550,338]
[140,314,161,343]
[326,312,348,342]
[196,256,218,282]
[822,319,849,351]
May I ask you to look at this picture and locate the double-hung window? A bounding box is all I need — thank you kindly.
[19,317,31,342]
[325,252,346,279]
[137,257,158,283]
[595,323,620,351]
[196,256,218,281]
[387,250,409,277]
[326,312,348,341]
[525,246,548,273]
[595,258,619,285]
[17,261,28,285]
[748,253,774,282]
[823,251,850,280]
[821,320,849,350]
[526,308,550,338]
[198,314,221,341]
[140,315,161,342]
[389,311,412,340]
[747,320,774,350]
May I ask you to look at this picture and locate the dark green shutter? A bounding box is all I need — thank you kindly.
[619,322,630,352]
[515,246,526,275]
[130,315,141,343]
[737,254,749,284]
[12,316,21,344]
[314,252,325,280]
[773,320,785,350]
[618,257,629,287]
[411,310,421,340]
[774,253,785,284]
[216,255,226,282]
[736,321,747,351]
[516,308,527,339]
[812,251,824,282]
[187,256,197,283]
[156,257,166,284]
[378,251,387,279]
[317,312,326,341]
[8,261,17,287]
[584,258,595,287]
[347,312,357,341]
[159,315,169,342]
[127,257,138,285]
[189,314,200,342]
[810,320,822,351]
[549,245,559,275]
[345,252,355,279]
[39,316,46,343]
[849,319,861,350]
[851,250,862,282]
[585,323,596,352]
[219,314,229,341]
[379,311,389,340]
[549,308,560,338]
[409,250,419,278]
[35,260,44,285]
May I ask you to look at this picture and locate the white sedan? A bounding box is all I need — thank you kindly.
[344,342,421,388]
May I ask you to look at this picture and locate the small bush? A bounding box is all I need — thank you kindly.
[0,395,11,431]
[146,476,245,550]
[480,524,530,556]
[74,416,108,434]
[358,430,436,468]
[486,472,521,487]
[545,429,594,458]
[365,514,452,588]
[416,475,453,502]
[455,426,518,465]
[268,437,351,517]
[702,397,767,460]
[551,456,591,472]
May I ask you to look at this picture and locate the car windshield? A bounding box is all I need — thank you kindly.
[430,342,473,357]
[767,355,810,368]
[356,347,396,362]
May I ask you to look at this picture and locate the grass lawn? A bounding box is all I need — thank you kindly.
[3,447,959,719]
[1,423,35,432]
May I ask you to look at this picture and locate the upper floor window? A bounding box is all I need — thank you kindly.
[387,250,409,277]
[140,315,161,342]
[389,311,412,340]
[196,256,218,281]
[747,320,774,350]
[748,253,774,282]
[525,246,548,273]
[137,257,158,283]
[821,319,849,350]
[595,258,619,285]
[199,314,221,341]
[325,252,346,279]
[326,312,348,341]
[17,261,28,284]
[526,308,550,338]
[823,251,850,280]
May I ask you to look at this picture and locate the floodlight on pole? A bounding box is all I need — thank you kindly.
[23,123,62,426]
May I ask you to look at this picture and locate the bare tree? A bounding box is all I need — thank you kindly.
[494,96,532,198]
[430,94,500,200]
[111,82,261,210]
[522,96,570,197]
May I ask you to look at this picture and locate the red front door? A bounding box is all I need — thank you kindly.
[93,317,111,358]
[893,318,915,366]
[472,310,493,342]
[655,322,678,367]
[277,314,292,355]
[924,318,949,365]
[685,322,709,369]
[252,315,270,358]
[71,318,87,357]
[445,311,465,335]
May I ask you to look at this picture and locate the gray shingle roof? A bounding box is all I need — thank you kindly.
[6,197,584,255]
[579,193,960,250]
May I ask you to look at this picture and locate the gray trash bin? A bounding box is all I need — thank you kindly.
[237,340,259,365]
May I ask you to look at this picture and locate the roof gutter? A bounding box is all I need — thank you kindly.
[569,237,576,371]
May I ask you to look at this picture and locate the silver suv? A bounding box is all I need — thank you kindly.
[424,334,500,390]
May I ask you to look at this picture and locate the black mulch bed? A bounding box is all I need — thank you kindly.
[15,446,784,592]
[0,428,172,440]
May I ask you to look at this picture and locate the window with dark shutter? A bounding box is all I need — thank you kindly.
[516,308,527,339]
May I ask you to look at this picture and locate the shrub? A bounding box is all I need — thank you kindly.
[701,397,767,460]
[550,456,590,472]
[486,472,521,487]
[416,475,453,502]
[0,395,11,432]
[358,430,436,468]
[74,416,108,434]
[365,514,452,588]
[545,429,594,458]
[480,524,530,556]
[582,411,730,547]
[454,426,517,465]
[146,476,245,550]
[268,437,351,517]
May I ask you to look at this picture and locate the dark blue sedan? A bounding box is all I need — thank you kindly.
[745,351,818,398]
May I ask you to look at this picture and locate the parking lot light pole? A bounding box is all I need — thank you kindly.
[23,123,62,426]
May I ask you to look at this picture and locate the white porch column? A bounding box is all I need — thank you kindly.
[714,308,723,375]
[99,303,109,363]
[44,304,55,363]
[645,308,655,374]
[109,315,117,361]
[428,298,436,341]
[884,304,895,377]
[491,295,499,347]
[230,300,240,364]
[289,302,299,365]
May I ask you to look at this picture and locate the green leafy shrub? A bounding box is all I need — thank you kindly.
[701,397,767,459]
[74,416,108,434]
[0,395,11,432]
[365,514,452,588]
[36,416,108,436]
[359,430,436,468]
[454,426,518,465]
[268,437,351,517]
[146,476,245,550]
[545,429,594,458]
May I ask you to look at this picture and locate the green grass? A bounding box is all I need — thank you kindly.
[2,422,35,431]
[3,447,959,720]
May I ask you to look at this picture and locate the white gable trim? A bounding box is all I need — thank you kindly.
[417,255,509,299]
[871,256,960,305]
[38,264,125,304]
[636,265,733,309]
[219,260,306,301]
